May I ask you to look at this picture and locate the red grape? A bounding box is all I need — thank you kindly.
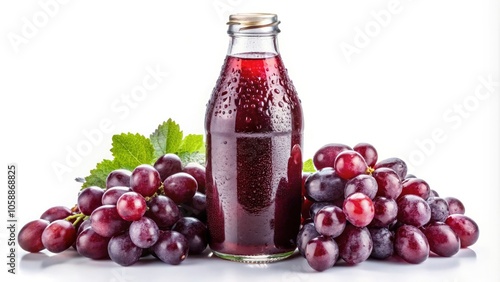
[296,222,320,257]
[172,217,208,255]
[344,174,378,199]
[130,164,162,197]
[163,172,198,204]
[151,230,189,265]
[76,227,110,260]
[394,224,429,264]
[154,153,183,181]
[108,232,142,266]
[353,143,378,167]
[90,205,130,238]
[343,192,374,227]
[18,219,49,253]
[106,169,131,188]
[445,197,465,215]
[397,194,431,227]
[183,162,207,194]
[41,219,77,253]
[40,206,72,222]
[370,196,398,228]
[422,222,460,257]
[313,143,352,170]
[336,224,373,265]
[373,167,402,199]
[314,205,346,237]
[304,168,345,202]
[78,186,104,215]
[129,216,160,248]
[374,157,407,180]
[305,235,339,272]
[116,192,147,221]
[400,178,430,200]
[334,151,368,180]
[445,214,479,248]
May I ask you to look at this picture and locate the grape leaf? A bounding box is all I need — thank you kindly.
[303,159,316,173]
[150,118,184,159]
[178,134,205,154]
[111,133,155,169]
[82,159,121,189]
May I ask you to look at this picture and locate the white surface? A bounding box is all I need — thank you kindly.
[1,0,499,281]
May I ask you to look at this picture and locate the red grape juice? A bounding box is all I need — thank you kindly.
[205,54,304,262]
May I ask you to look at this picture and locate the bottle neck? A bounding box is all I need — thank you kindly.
[227,34,280,58]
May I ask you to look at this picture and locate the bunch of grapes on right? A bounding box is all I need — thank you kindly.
[298,142,479,272]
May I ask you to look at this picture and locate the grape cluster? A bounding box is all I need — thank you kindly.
[18,153,208,266]
[299,143,480,272]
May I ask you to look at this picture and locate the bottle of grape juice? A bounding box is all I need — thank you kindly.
[205,13,304,263]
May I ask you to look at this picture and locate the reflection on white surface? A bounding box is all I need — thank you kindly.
[15,247,490,282]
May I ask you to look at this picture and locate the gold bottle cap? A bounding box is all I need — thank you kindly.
[227,13,280,33]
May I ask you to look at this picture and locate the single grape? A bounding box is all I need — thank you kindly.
[399,178,430,200]
[76,227,111,260]
[18,219,49,253]
[353,143,378,168]
[369,227,394,260]
[336,224,373,265]
[129,216,160,249]
[183,162,207,194]
[427,197,450,223]
[445,214,479,248]
[313,143,352,170]
[78,186,105,216]
[304,168,345,202]
[151,230,189,265]
[77,219,91,235]
[305,235,339,272]
[374,157,407,180]
[373,167,402,199]
[101,186,130,205]
[163,172,198,204]
[108,232,143,266]
[422,222,460,257]
[154,153,183,181]
[180,192,207,222]
[130,164,162,197]
[334,150,368,180]
[106,169,132,188]
[172,217,208,255]
[301,172,311,197]
[370,196,398,228]
[116,192,147,221]
[90,205,130,238]
[314,205,346,238]
[394,224,429,264]
[445,197,465,215]
[397,194,431,227]
[41,219,77,253]
[296,222,320,257]
[429,189,439,197]
[40,206,72,222]
[146,195,181,230]
[301,197,314,222]
[344,174,378,199]
[343,192,374,228]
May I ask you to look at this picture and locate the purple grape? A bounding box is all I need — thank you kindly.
[445,197,465,215]
[305,235,339,272]
[183,162,206,194]
[146,195,181,230]
[102,186,130,205]
[445,214,479,248]
[373,167,402,199]
[427,197,450,223]
[129,217,160,248]
[172,217,208,255]
[370,196,398,228]
[343,192,374,228]
[374,157,407,180]
[334,150,368,180]
[313,143,352,170]
[116,192,147,221]
[429,189,439,197]
[18,219,49,253]
[314,205,346,238]
[151,230,189,265]
[108,232,142,266]
[76,227,111,259]
[353,143,378,168]
[304,168,346,202]
[336,224,373,265]
[41,219,76,253]
[296,222,320,257]
[106,169,131,188]
[422,222,460,257]
[40,206,72,222]
[397,195,431,227]
[163,172,198,204]
[154,153,183,181]
[369,227,394,260]
[309,201,334,219]
[344,174,378,199]
[90,205,130,238]
[78,186,104,215]
[181,191,207,222]
[400,178,431,200]
[394,224,429,264]
[130,164,162,197]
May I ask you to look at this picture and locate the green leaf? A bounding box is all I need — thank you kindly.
[111,133,155,169]
[178,151,206,166]
[303,158,316,173]
[178,134,205,154]
[82,159,121,189]
[150,118,183,158]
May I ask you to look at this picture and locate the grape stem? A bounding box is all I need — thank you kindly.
[366,166,375,175]
[65,213,88,226]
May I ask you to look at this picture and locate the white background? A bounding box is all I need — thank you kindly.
[0,0,499,281]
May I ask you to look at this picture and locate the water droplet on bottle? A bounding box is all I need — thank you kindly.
[278,101,284,108]
[245,117,252,123]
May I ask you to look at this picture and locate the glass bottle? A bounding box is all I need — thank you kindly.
[205,13,304,263]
